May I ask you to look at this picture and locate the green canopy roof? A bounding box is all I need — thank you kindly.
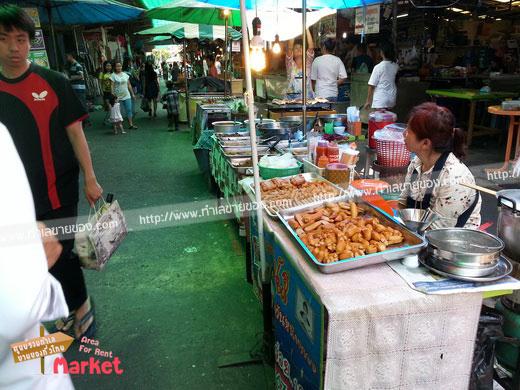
[137,22,242,40]
[146,2,242,27]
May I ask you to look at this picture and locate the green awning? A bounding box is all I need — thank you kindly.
[146,3,242,27]
[137,22,242,40]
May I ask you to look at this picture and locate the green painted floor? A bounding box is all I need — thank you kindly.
[65,106,273,389]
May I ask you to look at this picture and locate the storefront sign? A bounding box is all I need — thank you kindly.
[31,30,46,51]
[232,41,241,52]
[273,245,324,390]
[24,8,50,68]
[355,5,380,35]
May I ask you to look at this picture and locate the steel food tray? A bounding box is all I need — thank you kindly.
[215,132,250,141]
[229,157,253,175]
[277,196,427,273]
[249,172,346,218]
[222,145,270,157]
[219,139,254,147]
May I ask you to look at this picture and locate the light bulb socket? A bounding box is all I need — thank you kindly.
[252,17,262,37]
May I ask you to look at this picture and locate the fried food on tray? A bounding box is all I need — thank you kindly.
[288,201,404,264]
[259,174,340,213]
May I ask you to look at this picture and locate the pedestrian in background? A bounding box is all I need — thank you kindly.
[162,80,180,132]
[143,62,160,118]
[109,94,125,135]
[66,52,90,126]
[364,42,399,111]
[0,5,103,340]
[110,61,137,129]
[98,60,113,125]
[310,38,347,101]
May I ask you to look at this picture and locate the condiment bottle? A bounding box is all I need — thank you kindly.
[317,155,330,168]
[327,142,340,163]
[315,140,328,164]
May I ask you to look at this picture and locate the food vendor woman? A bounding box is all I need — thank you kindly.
[399,103,482,230]
[285,29,314,99]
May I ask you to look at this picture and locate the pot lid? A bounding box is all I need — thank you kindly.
[497,189,520,212]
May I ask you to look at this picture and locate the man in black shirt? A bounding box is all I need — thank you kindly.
[0,5,102,339]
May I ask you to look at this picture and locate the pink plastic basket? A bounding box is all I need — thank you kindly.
[375,139,411,167]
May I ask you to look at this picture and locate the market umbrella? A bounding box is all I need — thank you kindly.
[205,0,380,9]
[137,22,242,40]
[146,1,242,26]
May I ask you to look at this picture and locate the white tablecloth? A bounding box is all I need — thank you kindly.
[267,214,482,390]
[241,180,482,389]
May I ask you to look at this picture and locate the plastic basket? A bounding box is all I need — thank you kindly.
[259,161,303,179]
[375,139,411,167]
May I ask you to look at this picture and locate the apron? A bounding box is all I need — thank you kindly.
[405,152,479,228]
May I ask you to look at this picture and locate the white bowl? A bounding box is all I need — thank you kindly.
[334,126,346,135]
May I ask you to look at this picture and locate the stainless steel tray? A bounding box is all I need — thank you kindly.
[229,157,253,175]
[215,132,250,141]
[277,196,427,273]
[220,139,254,147]
[222,145,269,157]
[249,172,346,218]
[419,255,512,282]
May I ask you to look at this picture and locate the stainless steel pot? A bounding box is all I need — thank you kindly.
[425,228,504,267]
[257,122,300,141]
[497,189,520,262]
[212,121,242,134]
[279,116,314,132]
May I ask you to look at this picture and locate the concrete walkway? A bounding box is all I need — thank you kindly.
[65,104,272,389]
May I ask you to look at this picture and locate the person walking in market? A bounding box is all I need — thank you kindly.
[310,38,348,102]
[0,5,103,339]
[98,60,113,126]
[111,60,138,129]
[161,80,180,132]
[142,61,160,118]
[66,51,91,126]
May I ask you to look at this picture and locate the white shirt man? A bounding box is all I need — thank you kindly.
[310,39,347,101]
[0,123,74,390]
[368,60,399,109]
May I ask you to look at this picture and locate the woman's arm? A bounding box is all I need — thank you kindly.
[127,80,135,98]
[306,29,314,50]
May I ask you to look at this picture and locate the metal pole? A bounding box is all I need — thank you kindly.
[73,28,80,57]
[224,17,228,97]
[302,0,307,136]
[183,39,191,125]
[392,0,398,52]
[46,3,59,69]
[240,0,266,284]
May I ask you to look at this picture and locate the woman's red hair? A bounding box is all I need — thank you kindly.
[408,102,466,159]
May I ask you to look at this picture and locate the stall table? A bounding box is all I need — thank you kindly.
[243,182,482,389]
[426,89,517,145]
[267,102,336,121]
[487,105,520,172]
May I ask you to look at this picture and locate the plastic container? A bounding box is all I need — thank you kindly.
[259,161,303,179]
[368,111,397,149]
[327,143,340,163]
[374,123,411,167]
[315,140,329,164]
[317,155,330,168]
[325,163,350,189]
[502,100,520,111]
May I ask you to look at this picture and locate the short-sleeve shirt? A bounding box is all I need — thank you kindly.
[286,49,314,98]
[310,54,347,99]
[68,61,86,91]
[368,60,399,109]
[0,63,87,217]
[98,72,112,93]
[110,72,131,101]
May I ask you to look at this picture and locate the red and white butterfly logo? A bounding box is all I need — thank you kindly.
[32,90,48,101]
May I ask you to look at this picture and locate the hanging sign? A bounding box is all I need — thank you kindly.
[355,5,380,35]
[232,41,241,52]
[23,8,50,68]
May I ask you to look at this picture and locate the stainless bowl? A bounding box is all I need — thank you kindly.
[318,114,347,123]
[425,228,504,267]
[398,208,438,234]
[257,122,300,141]
[212,121,242,133]
[244,118,276,127]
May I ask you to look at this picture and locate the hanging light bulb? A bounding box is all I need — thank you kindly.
[272,34,281,55]
[222,8,231,17]
[250,16,266,72]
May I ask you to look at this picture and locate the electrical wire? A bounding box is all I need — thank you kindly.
[408,0,464,9]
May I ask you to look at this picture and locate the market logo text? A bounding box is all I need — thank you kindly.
[53,336,124,375]
[10,329,123,376]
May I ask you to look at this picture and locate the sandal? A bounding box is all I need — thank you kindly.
[54,312,75,335]
[74,297,96,340]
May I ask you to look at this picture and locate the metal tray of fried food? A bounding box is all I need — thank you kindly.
[229,157,253,174]
[220,139,254,147]
[249,172,346,218]
[215,132,250,141]
[222,145,270,157]
[277,196,427,273]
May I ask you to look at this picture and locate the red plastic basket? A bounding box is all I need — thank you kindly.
[375,139,411,167]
